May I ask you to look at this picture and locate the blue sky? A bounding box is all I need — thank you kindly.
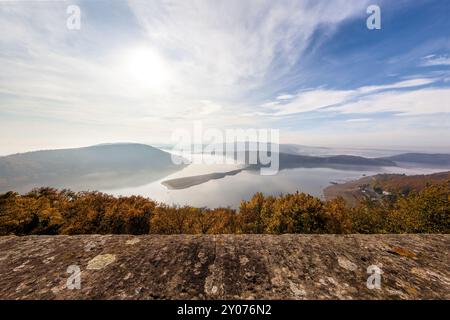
[0,0,449,154]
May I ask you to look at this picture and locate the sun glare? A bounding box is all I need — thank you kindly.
[124,47,170,91]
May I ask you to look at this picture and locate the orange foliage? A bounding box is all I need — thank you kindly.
[0,181,448,235]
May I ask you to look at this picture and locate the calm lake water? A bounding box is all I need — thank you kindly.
[103,152,446,208]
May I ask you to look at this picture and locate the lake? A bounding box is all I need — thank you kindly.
[103,152,446,208]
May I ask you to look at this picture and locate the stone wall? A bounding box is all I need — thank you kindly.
[0,234,448,299]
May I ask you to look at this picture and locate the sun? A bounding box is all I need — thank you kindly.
[124,47,170,92]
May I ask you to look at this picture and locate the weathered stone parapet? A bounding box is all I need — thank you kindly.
[0,235,448,300]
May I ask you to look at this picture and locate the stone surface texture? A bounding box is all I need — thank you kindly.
[0,234,448,300]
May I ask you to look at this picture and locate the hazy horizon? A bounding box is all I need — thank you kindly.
[1,140,450,158]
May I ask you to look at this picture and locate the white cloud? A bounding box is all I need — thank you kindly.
[276,94,295,100]
[198,100,223,116]
[126,0,371,100]
[1,0,448,152]
[335,88,450,115]
[422,54,450,66]
[268,89,353,115]
[0,0,370,129]
[345,118,371,122]
[357,78,436,94]
[258,77,445,117]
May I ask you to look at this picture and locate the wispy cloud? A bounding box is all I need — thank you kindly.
[257,77,443,116]
[422,54,450,66]
[263,89,353,115]
[0,0,370,125]
[345,118,371,122]
[357,78,436,94]
[126,0,371,101]
[334,87,450,115]
[0,0,449,153]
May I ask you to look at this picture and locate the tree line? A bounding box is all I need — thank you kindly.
[0,181,448,235]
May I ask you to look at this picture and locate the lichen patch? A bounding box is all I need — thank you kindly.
[126,238,140,245]
[337,256,358,271]
[87,254,116,270]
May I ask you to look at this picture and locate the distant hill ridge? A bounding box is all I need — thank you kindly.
[234,150,450,169]
[0,143,185,193]
[1,143,449,193]
[381,153,450,166]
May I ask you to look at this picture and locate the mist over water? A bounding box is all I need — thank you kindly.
[103,151,446,208]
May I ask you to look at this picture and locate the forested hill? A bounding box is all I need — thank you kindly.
[236,150,450,169]
[380,153,450,166]
[1,180,448,236]
[0,143,185,193]
[324,171,450,206]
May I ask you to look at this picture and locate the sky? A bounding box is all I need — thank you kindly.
[0,0,449,155]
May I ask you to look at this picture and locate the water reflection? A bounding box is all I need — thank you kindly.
[103,159,446,208]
